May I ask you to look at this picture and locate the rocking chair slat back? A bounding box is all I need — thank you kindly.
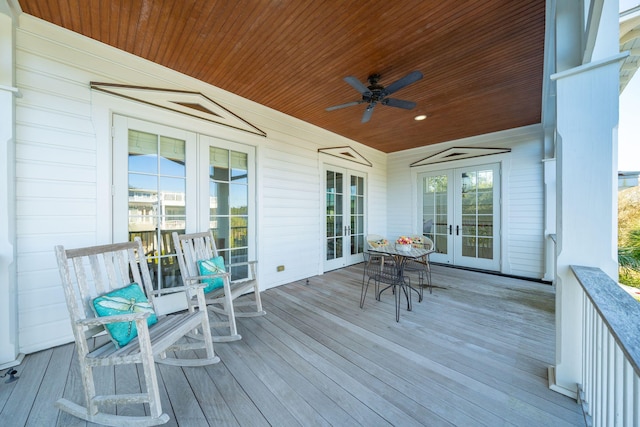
[172,230,266,343]
[55,237,219,426]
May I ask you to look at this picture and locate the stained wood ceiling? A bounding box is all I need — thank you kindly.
[17,0,546,153]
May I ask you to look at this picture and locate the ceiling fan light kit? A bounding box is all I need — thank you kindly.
[326,70,423,123]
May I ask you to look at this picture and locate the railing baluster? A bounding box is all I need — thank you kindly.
[571,266,640,427]
[614,344,623,426]
[596,307,601,422]
[630,361,637,426]
[586,299,593,415]
[634,375,639,427]
[606,331,613,426]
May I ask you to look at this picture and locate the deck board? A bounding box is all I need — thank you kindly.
[26,344,73,426]
[2,348,53,426]
[0,264,586,426]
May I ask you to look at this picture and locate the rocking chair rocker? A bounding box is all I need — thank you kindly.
[172,230,266,342]
[55,238,219,426]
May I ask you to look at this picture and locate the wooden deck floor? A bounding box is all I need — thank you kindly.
[0,264,585,426]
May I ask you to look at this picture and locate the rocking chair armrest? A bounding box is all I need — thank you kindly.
[184,273,231,288]
[151,283,207,296]
[76,311,151,327]
[226,260,258,280]
[227,260,257,267]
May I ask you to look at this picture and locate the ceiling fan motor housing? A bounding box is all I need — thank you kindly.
[365,74,385,102]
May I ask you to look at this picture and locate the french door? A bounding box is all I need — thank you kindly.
[113,115,255,289]
[323,166,366,271]
[419,163,501,271]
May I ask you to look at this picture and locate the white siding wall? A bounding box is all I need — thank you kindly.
[506,139,545,278]
[14,16,387,354]
[387,125,546,279]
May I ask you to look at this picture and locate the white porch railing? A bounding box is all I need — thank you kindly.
[572,266,640,427]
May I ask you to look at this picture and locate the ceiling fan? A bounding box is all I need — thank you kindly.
[326,71,423,123]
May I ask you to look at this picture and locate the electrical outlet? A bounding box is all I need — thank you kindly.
[276,265,285,272]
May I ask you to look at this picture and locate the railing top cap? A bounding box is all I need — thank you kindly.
[572,265,640,376]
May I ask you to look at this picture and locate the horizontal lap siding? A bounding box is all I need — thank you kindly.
[507,145,545,278]
[15,40,99,352]
[260,139,321,285]
[387,128,545,279]
[14,17,388,354]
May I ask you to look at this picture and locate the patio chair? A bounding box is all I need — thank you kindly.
[54,238,218,426]
[366,234,388,249]
[361,251,383,308]
[403,235,434,301]
[366,233,395,267]
[172,230,265,342]
[361,250,412,322]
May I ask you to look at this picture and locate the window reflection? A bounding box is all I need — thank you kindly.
[209,148,250,280]
[423,174,448,254]
[127,130,186,290]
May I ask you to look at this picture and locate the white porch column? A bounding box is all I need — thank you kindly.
[0,1,19,368]
[550,53,623,398]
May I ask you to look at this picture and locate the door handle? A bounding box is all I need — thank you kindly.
[456,225,460,236]
[449,225,452,235]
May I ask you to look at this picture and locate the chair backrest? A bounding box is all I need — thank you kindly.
[172,231,219,284]
[55,238,156,341]
[410,235,434,250]
[363,251,384,278]
[366,234,388,249]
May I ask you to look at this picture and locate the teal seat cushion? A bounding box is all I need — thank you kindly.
[92,283,158,348]
[197,256,226,293]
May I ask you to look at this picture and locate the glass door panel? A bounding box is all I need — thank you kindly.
[324,166,366,271]
[349,174,365,260]
[127,129,187,290]
[325,169,344,265]
[455,164,500,270]
[420,172,453,264]
[207,146,250,280]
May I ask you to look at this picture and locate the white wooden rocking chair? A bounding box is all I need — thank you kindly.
[172,230,266,342]
[55,238,219,426]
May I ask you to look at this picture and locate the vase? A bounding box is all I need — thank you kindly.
[396,243,411,252]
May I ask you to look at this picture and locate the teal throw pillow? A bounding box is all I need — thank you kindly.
[92,283,158,348]
[197,256,226,293]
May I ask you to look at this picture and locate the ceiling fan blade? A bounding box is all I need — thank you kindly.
[361,104,375,123]
[325,100,362,111]
[344,76,371,94]
[383,98,417,110]
[383,70,423,96]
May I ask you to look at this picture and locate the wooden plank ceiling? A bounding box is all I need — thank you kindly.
[18,0,545,153]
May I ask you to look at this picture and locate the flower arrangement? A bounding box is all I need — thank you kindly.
[396,236,413,245]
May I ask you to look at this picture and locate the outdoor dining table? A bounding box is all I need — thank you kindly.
[367,244,435,320]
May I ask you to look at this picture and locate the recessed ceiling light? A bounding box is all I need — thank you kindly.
[414,114,428,121]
